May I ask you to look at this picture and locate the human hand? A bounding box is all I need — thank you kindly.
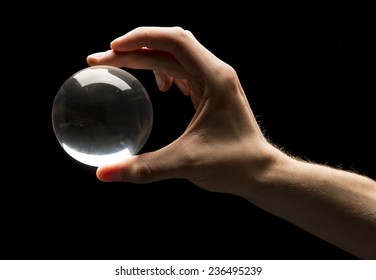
[87,28,376,259]
[87,26,278,195]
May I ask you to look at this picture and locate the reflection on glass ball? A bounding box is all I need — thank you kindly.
[51,65,153,167]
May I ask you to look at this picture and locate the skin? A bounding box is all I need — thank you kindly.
[87,26,376,259]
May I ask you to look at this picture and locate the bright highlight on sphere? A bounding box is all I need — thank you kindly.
[51,65,153,167]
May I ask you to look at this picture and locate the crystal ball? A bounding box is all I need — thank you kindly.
[51,65,153,167]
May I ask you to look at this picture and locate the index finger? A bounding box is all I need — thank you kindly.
[110,26,221,78]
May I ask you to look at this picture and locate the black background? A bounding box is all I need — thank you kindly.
[2,4,374,260]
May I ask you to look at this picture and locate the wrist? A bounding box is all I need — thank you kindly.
[233,142,289,199]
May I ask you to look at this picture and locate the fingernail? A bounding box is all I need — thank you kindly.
[87,51,107,59]
[111,31,129,43]
[154,72,164,91]
[110,39,118,46]
[175,80,189,95]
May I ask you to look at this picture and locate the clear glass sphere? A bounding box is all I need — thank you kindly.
[52,65,153,167]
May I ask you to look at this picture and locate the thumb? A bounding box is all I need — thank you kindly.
[96,141,188,184]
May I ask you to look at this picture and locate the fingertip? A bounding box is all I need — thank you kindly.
[110,35,126,50]
[153,71,166,91]
[87,51,106,60]
[96,166,122,182]
[86,50,113,65]
[86,56,96,66]
[153,70,173,92]
[175,80,190,96]
[86,54,101,66]
[110,39,119,48]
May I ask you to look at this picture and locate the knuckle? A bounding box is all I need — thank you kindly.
[135,163,154,184]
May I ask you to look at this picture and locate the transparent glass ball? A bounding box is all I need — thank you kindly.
[52,65,153,167]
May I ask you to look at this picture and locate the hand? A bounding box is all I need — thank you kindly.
[87,26,277,195]
[87,26,376,259]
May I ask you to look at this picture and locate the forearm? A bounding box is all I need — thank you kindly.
[240,148,376,259]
